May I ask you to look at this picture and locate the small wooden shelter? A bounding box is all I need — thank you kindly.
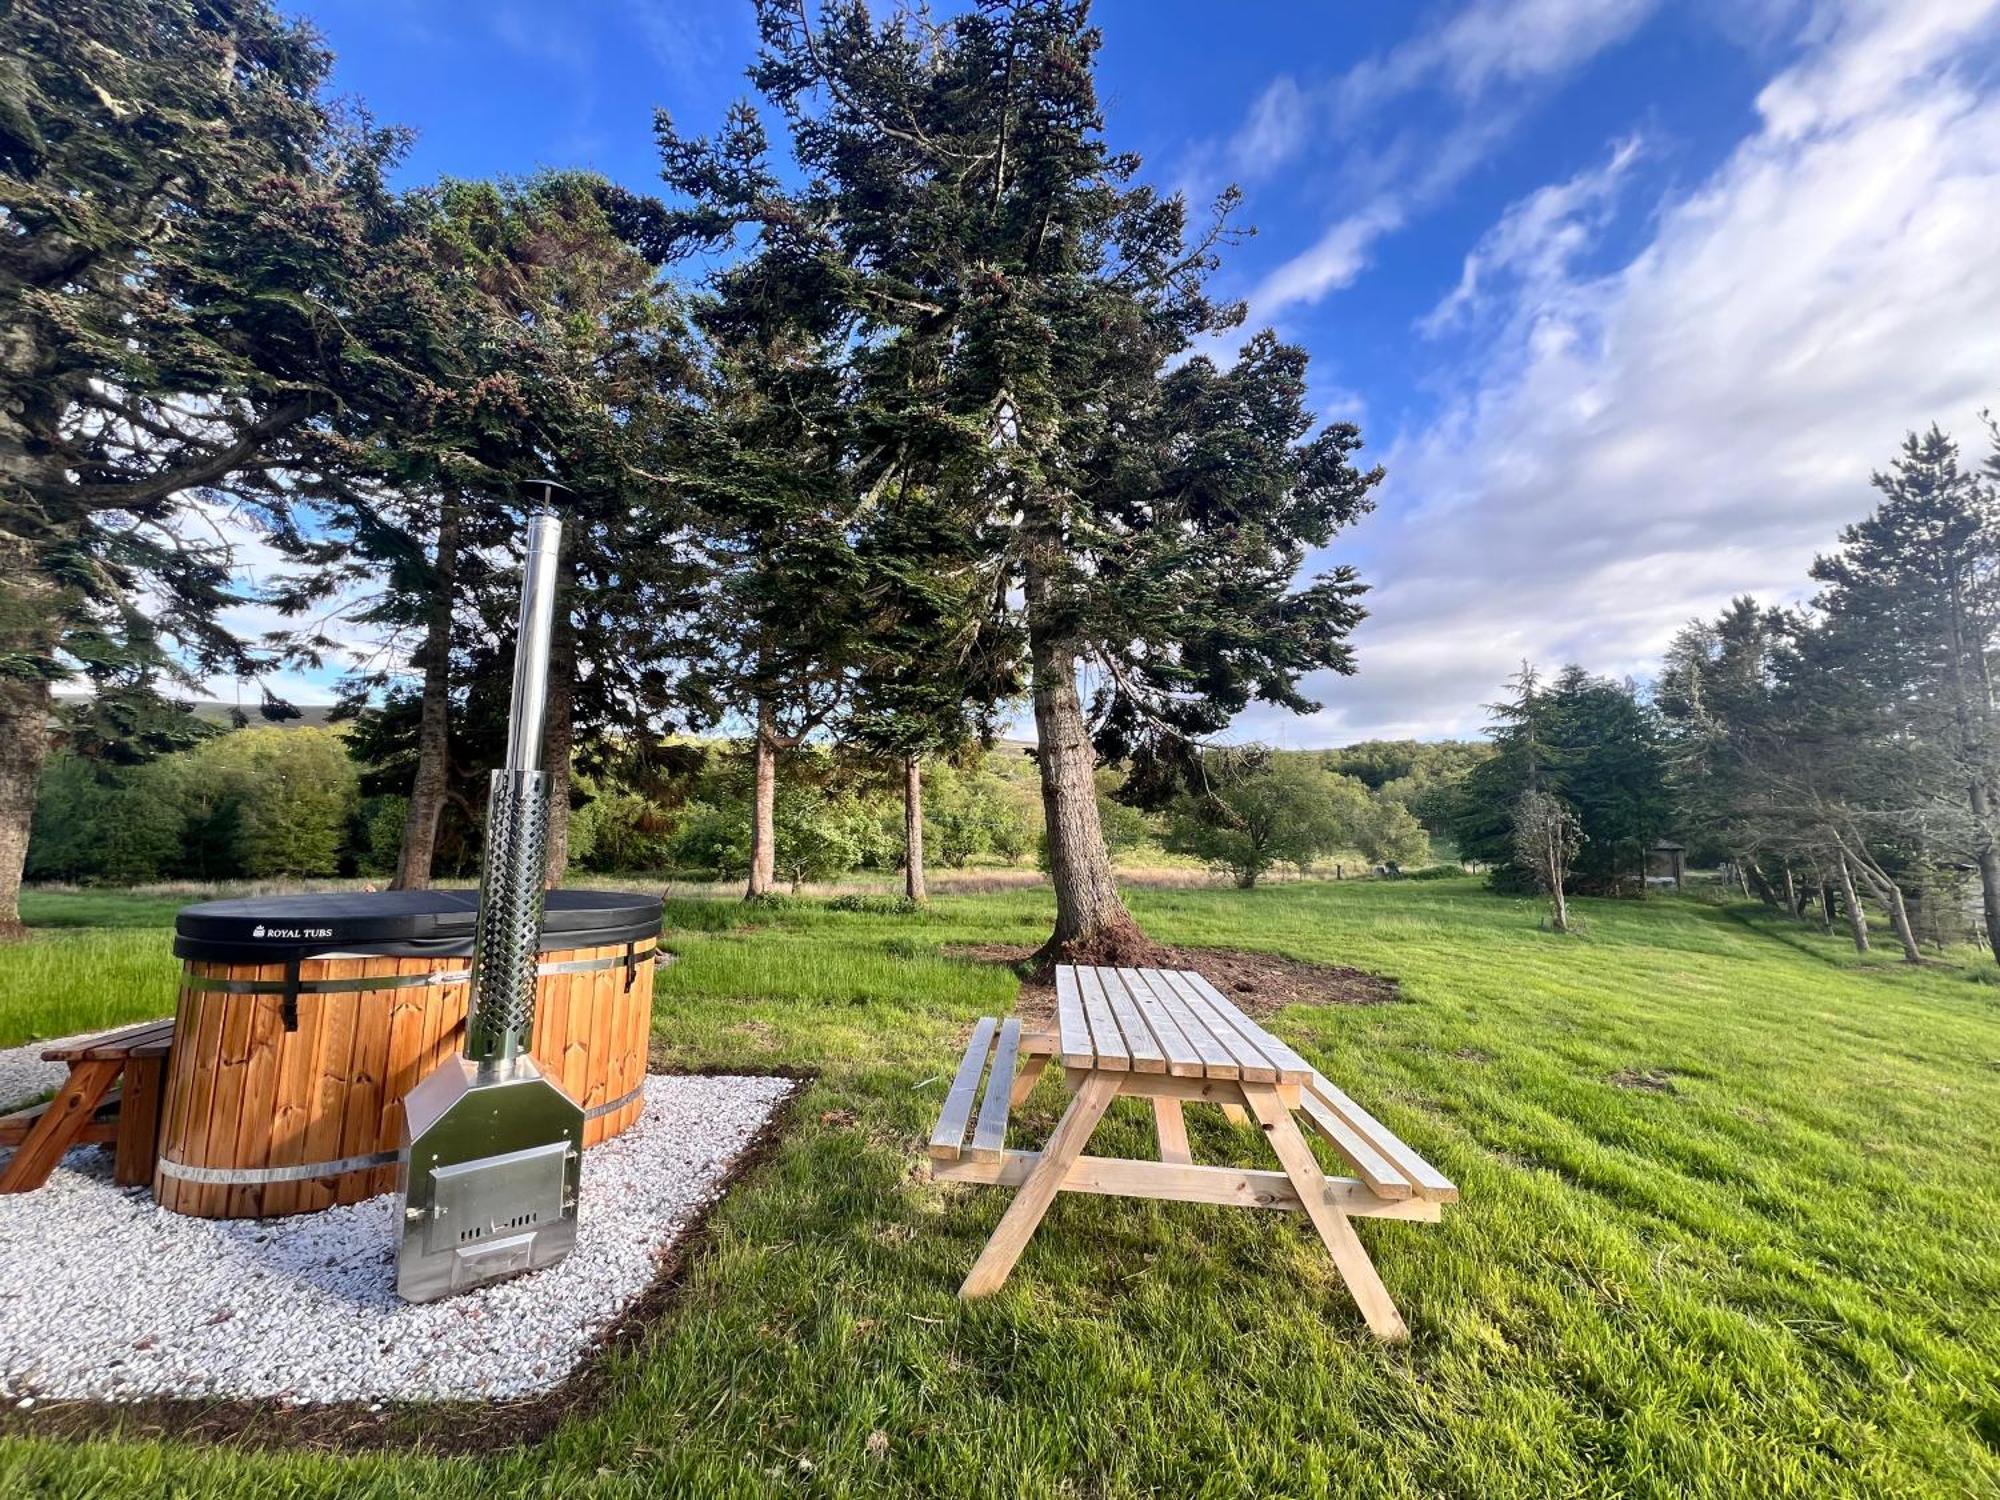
[1649,840,1687,890]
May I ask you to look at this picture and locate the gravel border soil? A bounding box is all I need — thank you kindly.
[0,1074,796,1407]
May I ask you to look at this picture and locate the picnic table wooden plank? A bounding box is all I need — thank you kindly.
[937,1151,1443,1220]
[1094,969,1166,1073]
[1054,967,1095,1069]
[1152,969,1277,1082]
[1180,973,1315,1084]
[1115,969,1205,1078]
[928,1016,999,1162]
[1307,1072,1458,1203]
[1133,968,1238,1077]
[44,1018,175,1063]
[967,1018,1022,1162]
[938,968,1454,1336]
[1299,1091,1413,1200]
[1074,966,1130,1072]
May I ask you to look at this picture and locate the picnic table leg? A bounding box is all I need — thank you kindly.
[1152,1097,1191,1165]
[114,1054,166,1188]
[1008,1051,1052,1108]
[960,1071,1120,1298]
[1240,1082,1409,1343]
[0,1059,122,1194]
[1219,1102,1250,1127]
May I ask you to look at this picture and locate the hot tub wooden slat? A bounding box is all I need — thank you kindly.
[335,960,388,1206]
[228,979,286,1218]
[302,979,359,1215]
[542,953,575,1106]
[584,945,615,1130]
[375,957,429,1175]
[605,951,633,1143]
[261,971,321,1217]
[156,943,656,1218]
[178,965,229,1217]
[564,955,593,1111]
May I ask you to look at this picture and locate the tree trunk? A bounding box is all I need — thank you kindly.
[1940,571,2000,959]
[1024,556,1149,965]
[0,370,66,935]
[0,676,50,938]
[1883,883,1922,964]
[1835,857,1870,954]
[392,502,460,891]
[1744,860,1780,907]
[745,698,778,899]
[903,754,926,905]
[1969,780,2000,960]
[1546,851,1569,933]
[1781,865,1800,919]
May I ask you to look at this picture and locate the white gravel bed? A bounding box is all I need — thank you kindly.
[0,1027,134,1112]
[0,1073,794,1406]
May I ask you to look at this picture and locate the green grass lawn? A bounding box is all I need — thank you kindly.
[2,878,1997,1498]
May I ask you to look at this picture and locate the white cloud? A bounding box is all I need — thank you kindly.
[1247,200,1406,312]
[621,0,731,83]
[1228,75,1311,179]
[1226,0,1660,326]
[1336,0,1662,121]
[1421,135,1644,334]
[1286,0,2000,743]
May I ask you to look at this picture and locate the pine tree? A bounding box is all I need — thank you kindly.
[275,174,707,888]
[0,0,418,931]
[1809,427,2000,959]
[1454,664,1669,894]
[848,492,1024,903]
[659,0,1379,959]
[671,282,872,900]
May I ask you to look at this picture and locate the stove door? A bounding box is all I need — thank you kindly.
[425,1138,572,1257]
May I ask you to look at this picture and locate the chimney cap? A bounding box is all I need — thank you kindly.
[518,476,572,510]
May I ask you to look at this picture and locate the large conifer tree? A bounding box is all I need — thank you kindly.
[0,0,423,932]
[273,173,707,887]
[659,0,1379,959]
[1808,427,2000,958]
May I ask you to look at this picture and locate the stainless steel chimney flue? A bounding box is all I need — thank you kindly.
[397,503,584,1304]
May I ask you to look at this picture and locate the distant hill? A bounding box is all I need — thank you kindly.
[54,696,342,730]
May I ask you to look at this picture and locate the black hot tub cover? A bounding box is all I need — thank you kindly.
[172,888,664,963]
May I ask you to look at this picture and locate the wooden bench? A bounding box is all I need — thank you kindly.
[0,1018,174,1193]
[928,966,1456,1341]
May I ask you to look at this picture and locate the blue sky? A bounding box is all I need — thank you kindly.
[272,0,2000,744]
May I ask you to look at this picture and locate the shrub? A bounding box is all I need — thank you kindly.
[26,754,183,884]
[825,892,927,916]
[188,727,359,878]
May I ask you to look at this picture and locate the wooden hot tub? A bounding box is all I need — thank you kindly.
[153,890,664,1219]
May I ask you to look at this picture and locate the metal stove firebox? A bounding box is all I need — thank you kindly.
[398,500,584,1303]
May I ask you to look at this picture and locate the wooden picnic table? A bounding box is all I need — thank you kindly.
[928,965,1456,1341]
[0,1018,173,1193]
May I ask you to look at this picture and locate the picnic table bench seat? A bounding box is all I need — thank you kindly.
[0,1018,174,1193]
[926,966,1455,1341]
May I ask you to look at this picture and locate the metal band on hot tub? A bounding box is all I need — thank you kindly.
[179,943,659,995]
[153,1081,651,1185]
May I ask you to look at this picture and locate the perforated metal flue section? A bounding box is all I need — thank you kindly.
[464,768,550,1063]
